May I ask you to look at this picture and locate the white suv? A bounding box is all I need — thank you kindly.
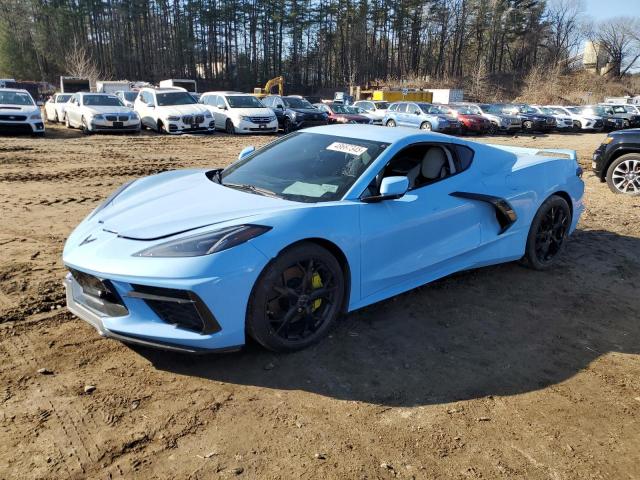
[135,87,214,134]
[546,105,603,131]
[200,91,277,134]
[0,88,45,136]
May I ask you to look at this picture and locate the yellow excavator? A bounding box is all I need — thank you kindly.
[253,76,284,98]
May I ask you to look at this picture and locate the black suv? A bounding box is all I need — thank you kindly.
[262,95,328,133]
[514,104,557,132]
[592,128,640,195]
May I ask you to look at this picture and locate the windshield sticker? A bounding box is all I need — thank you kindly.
[327,142,368,156]
[283,182,339,198]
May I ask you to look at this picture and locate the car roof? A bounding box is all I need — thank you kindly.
[78,92,116,96]
[0,88,30,94]
[202,91,245,95]
[302,124,454,143]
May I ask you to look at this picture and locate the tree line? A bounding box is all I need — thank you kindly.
[0,0,637,94]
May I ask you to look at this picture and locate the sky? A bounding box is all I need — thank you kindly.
[584,0,640,20]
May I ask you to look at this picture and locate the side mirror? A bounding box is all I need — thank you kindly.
[415,110,421,115]
[276,105,284,110]
[238,146,255,160]
[362,176,409,203]
[146,102,155,108]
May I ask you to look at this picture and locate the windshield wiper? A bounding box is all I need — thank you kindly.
[224,182,280,198]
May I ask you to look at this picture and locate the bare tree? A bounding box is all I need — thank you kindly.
[65,39,102,85]
[545,0,585,68]
[590,17,640,78]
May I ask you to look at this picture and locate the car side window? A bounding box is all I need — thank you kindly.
[396,104,407,113]
[409,104,420,115]
[217,96,227,108]
[369,144,460,195]
[262,97,272,107]
[388,103,397,112]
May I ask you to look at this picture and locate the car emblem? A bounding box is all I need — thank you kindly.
[79,235,97,246]
[9,116,15,120]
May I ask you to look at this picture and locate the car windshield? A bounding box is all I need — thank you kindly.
[567,107,580,114]
[418,103,444,114]
[519,106,538,114]
[227,95,265,108]
[157,92,197,106]
[221,132,388,203]
[332,104,359,114]
[83,95,123,106]
[0,91,34,106]
[374,102,389,109]
[539,107,554,114]
[582,106,606,116]
[123,92,138,101]
[57,94,72,103]
[612,106,627,113]
[283,97,313,109]
[550,107,567,115]
[454,105,481,115]
[499,104,520,115]
[480,104,503,114]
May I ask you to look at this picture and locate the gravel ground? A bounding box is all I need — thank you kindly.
[0,124,638,479]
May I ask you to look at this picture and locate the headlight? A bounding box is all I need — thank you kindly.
[30,111,42,119]
[602,137,614,145]
[336,117,348,123]
[130,112,139,120]
[240,115,251,121]
[87,180,135,220]
[92,114,104,120]
[167,115,180,121]
[204,111,212,118]
[133,225,271,257]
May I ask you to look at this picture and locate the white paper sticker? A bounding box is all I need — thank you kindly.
[326,142,368,156]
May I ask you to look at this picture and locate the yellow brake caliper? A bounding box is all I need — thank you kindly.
[311,272,323,311]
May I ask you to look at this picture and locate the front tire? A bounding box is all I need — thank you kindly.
[225,119,236,134]
[420,121,432,131]
[573,120,582,132]
[523,120,533,131]
[246,243,345,352]
[81,117,91,135]
[521,195,571,270]
[386,119,396,127]
[283,118,293,134]
[606,153,640,195]
[64,115,71,128]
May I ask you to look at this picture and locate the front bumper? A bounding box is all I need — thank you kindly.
[0,119,44,134]
[292,118,329,130]
[591,145,607,180]
[91,119,141,132]
[166,119,215,134]
[236,118,278,133]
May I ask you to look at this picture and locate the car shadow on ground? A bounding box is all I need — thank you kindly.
[136,229,640,407]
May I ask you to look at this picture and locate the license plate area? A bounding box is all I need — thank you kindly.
[113,121,123,128]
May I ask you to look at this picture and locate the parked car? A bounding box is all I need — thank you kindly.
[441,104,492,134]
[200,91,278,134]
[546,105,603,132]
[262,95,328,133]
[530,106,573,130]
[313,102,373,125]
[352,100,390,124]
[0,88,45,136]
[65,92,140,134]
[115,90,139,108]
[477,103,522,133]
[510,104,556,132]
[382,102,461,133]
[134,87,214,134]
[598,104,640,128]
[592,129,640,195]
[44,93,72,122]
[62,124,584,353]
[578,105,625,131]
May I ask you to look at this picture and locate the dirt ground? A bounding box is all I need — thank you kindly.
[0,124,638,480]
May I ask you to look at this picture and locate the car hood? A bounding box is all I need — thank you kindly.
[290,107,321,115]
[97,169,297,240]
[83,106,131,115]
[0,105,37,114]
[156,104,209,116]
[336,113,369,121]
[228,107,274,117]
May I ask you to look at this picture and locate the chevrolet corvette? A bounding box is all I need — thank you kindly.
[63,125,585,353]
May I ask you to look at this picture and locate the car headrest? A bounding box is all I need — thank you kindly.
[421,148,447,179]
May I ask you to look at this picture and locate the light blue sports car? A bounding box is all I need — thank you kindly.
[63,125,585,353]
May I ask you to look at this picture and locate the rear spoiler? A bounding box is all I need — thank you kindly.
[488,144,577,162]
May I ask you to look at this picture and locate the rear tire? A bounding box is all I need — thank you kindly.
[81,117,91,135]
[64,115,71,128]
[521,195,571,270]
[523,120,533,131]
[420,121,432,131]
[246,242,345,352]
[283,118,293,134]
[573,120,582,132]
